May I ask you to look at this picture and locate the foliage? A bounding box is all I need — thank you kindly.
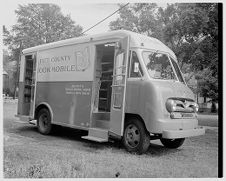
[109,4,162,38]
[3,49,17,96]
[4,4,83,49]
[110,3,219,101]
[3,4,83,97]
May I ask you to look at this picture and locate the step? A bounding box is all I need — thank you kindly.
[82,135,108,142]
[95,119,110,129]
[101,62,112,65]
[99,97,107,100]
[83,127,109,140]
[102,70,113,74]
[89,127,108,138]
[92,112,110,120]
[100,80,112,82]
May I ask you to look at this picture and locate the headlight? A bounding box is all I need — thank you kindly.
[166,99,177,112]
[192,103,199,113]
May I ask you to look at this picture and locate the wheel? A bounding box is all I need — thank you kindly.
[37,108,52,135]
[123,118,150,154]
[160,138,185,149]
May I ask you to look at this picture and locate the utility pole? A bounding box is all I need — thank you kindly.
[13,40,22,99]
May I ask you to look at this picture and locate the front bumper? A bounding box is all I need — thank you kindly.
[162,126,205,139]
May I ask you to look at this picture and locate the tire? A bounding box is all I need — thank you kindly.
[160,138,185,149]
[37,108,52,135]
[123,118,150,154]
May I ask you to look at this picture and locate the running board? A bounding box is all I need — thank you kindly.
[82,136,108,142]
[82,127,109,142]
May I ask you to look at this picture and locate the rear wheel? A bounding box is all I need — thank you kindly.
[160,138,185,149]
[37,108,52,135]
[123,118,150,154]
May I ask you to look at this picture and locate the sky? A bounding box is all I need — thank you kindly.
[1,2,120,35]
[1,0,223,47]
[1,0,170,35]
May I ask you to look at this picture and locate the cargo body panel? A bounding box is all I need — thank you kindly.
[35,81,92,128]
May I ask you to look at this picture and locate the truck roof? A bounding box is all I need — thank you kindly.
[22,30,176,59]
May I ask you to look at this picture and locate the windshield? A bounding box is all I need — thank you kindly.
[142,51,177,80]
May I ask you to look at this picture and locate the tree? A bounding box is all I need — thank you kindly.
[192,4,218,105]
[3,49,17,96]
[3,4,83,98]
[4,4,83,49]
[109,3,219,104]
[109,3,162,39]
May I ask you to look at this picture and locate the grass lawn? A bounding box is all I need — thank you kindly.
[3,101,218,178]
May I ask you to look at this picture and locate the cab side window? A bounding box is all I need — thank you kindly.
[130,51,143,77]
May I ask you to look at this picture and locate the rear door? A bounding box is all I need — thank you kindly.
[29,53,37,117]
[109,36,129,136]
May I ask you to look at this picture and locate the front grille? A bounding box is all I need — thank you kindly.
[174,99,196,113]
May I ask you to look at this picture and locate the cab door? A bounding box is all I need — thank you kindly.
[109,36,129,136]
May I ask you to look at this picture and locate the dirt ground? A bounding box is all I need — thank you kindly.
[3,101,218,178]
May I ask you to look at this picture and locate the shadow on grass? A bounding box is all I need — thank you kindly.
[12,124,182,156]
[13,124,115,152]
[147,143,180,156]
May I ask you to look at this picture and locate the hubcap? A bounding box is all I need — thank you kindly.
[125,124,140,148]
[39,114,48,129]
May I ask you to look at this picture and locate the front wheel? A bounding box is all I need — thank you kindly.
[160,138,185,149]
[123,118,150,154]
[37,108,52,135]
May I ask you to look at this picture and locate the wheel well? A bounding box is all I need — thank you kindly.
[35,104,49,119]
[125,113,148,133]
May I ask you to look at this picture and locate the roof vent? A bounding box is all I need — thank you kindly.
[141,43,144,46]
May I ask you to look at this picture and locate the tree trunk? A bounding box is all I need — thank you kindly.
[14,41,22,99]
[211,102,217,113]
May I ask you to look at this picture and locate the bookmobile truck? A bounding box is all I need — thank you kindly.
[16,30,205,154]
